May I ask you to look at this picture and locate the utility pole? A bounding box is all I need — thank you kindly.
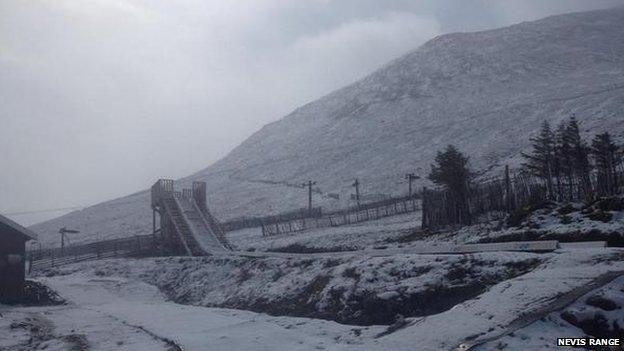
[404,173,420,197]
[302,180,317,215]
[58,227,79,257]
[352,179,360,206]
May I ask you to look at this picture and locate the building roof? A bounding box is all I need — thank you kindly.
[0,213,38,240]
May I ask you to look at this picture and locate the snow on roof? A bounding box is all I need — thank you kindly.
[0,213,38,240]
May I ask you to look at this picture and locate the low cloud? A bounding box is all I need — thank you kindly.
[1,0,622,225]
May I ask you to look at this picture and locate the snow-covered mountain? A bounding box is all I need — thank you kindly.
[31,7,624,247]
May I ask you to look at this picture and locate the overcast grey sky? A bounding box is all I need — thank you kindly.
[2,0,623,225]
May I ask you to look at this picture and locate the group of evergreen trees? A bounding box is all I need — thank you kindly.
[424,118,621,228]
[522,116,622,199]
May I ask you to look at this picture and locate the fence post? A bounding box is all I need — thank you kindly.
[421,187,428,229]
[505,165,512,213]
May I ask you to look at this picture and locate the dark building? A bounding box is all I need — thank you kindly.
[0,214,37,304]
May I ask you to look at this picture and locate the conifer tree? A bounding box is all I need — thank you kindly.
[429,145,471,194]
[554,121,572,197]
[429,145,472,224]
[591,132,619,195]
[522,121,555,197]
[564,116,591,197]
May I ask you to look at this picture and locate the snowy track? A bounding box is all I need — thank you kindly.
[31,275,382,351]
[235,240,560,260]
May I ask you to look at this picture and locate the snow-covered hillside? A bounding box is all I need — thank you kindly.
[31,7,624,247]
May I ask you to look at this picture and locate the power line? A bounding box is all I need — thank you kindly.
[2,197,143,217]
[2,206,85,216]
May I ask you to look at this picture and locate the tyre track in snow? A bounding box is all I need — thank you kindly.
[102,314,184,351]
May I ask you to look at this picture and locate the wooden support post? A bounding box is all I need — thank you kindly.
[505,165,512,213]
[352,179,360,207]
[405,173,420,197]
[302,180,317,216]
[421,186,428,229]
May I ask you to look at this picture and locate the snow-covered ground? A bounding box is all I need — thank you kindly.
[0,280,174,351]
[2,246,621,350]
[226,196,624,256]
[2,274,378,351]
[35,250,542,326]
[437,197,624,246]
[476,275,624,350]
[227,211,422,252]
[10,196,623,349]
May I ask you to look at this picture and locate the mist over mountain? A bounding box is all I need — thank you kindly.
[32,7,624,247]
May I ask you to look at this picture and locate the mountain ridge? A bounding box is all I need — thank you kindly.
[31,7,624,247]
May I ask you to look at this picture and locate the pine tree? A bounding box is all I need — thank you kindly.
[428,145,472,224]
[522,121,555,198]
[429,145,471,194]
[554,121,572,199]
[564,116,591,198]
[591,132,619,195]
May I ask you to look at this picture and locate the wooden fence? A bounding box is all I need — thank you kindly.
[28,234,158,271]
[422,166,624,230]
[261,196,420,236]
[221,207,322,232]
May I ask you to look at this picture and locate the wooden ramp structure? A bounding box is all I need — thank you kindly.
[151,179,231,256]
